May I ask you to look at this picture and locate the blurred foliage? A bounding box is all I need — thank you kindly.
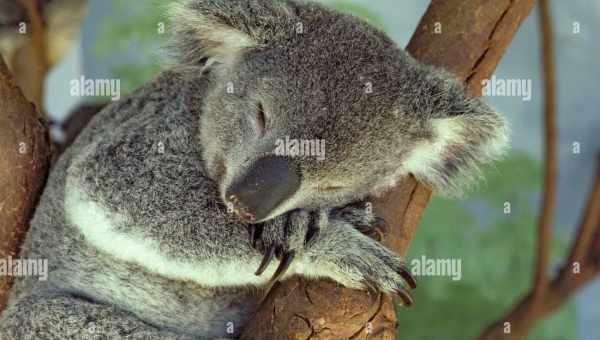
[94,0,166,94]
[396,152,577,339]
[93,2,576,339]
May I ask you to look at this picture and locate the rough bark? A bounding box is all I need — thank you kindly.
[240,1,535,339]
[0,57,51,312]
[11,0,49,113]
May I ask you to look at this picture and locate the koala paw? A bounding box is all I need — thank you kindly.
[334,237,416,306]
[247,210,319,283]
[330,201,388,241]
[312,204,417,306]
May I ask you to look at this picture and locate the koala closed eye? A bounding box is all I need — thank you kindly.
[316,185,347,192]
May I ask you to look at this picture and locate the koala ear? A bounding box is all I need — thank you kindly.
[405,104,509,196]
[399,69,510,195]
[167,0,296,67]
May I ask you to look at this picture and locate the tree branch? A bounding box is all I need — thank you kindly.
[566,156,600,267]
[12,0,49,113]
[241,1,535,339]
[478,2,600,338]
[0,56,51,313]
[532,0,557,303]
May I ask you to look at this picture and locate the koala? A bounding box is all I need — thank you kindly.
[0,0,508,339]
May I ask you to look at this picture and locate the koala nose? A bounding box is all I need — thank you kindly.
[226,156,300,223]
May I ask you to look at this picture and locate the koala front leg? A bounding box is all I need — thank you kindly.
[66,176,413,300]
[248,204,417,305]
[0,290,201,340]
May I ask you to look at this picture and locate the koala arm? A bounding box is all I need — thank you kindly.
[248,205,416,304]
[66,168,414,303]
[65,149,414,297]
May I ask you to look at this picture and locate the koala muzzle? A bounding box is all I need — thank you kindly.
[226,156,300,223]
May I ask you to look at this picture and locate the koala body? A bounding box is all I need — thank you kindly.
[0,0,508,339]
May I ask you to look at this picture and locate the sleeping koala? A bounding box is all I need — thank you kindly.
[0,0,508,339]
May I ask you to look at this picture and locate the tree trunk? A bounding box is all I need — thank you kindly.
[0,57,51,312]
[240,1,535,339]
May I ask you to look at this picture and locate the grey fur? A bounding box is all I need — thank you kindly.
[0,0,508,339]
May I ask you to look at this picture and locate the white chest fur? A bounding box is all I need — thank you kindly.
[63,172,282,288]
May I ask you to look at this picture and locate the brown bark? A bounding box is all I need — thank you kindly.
[0,57,51,312]
[566,156,600,267]
[10,0,49,113]
[241,1,535,339]
[532,0,557,305]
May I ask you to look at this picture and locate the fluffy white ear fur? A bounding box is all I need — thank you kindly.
[168,2,256,64]
[402,113,509,196]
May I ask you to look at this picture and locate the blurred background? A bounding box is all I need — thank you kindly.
[2,0,598,339]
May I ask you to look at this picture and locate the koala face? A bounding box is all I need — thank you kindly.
[185,2,416,222]
[170,0,508,222]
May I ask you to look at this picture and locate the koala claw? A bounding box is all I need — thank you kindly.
[254,245,296,281]
[356,215,416,290]
[270,250,296,283]
[364,277,414,306]
[248,223,279,276]
[249,213,304,281]
[398,265,417,290]
[361,259,416,306]
[304,220,320,247]
[255,244,276,276]
[248,223,263,248]
[394,286,414,306]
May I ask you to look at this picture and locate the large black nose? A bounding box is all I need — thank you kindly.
[226,156,300,222]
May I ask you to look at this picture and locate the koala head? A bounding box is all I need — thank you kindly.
[168,0,509,223]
